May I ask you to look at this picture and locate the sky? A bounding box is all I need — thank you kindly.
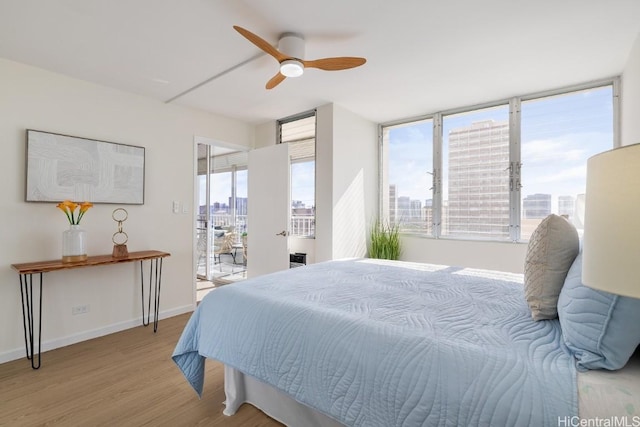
[198,170,247,208]
[387,85,614,211]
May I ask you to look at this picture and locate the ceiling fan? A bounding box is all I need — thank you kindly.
[233,25,367,89]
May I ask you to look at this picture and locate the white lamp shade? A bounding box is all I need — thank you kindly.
[583,143,640,298]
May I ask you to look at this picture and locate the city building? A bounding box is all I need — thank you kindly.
[389,184,397,224]
[558,195,575,218]
[446,120,510,238]
[397,196,411,222]
[410,199,422,219]
[523,193,552,219]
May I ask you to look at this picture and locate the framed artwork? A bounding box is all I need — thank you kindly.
[25,129,145,204]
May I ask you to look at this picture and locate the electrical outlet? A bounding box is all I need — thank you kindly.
[72,304,90,315]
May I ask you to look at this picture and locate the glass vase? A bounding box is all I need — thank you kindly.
[62,224,87,263]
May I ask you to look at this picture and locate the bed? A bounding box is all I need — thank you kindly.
[174,255,630,426]
[173,209,640,426]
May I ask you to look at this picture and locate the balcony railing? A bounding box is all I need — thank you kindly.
[196,214,315,238]
[290,215,315,238]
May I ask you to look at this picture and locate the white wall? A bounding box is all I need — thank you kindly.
[0,59,253,363]
[314,104,334,262]
[314,104,379,262]
[622,31,640,147]
[254,121,276,149]
[330,105,379,260]
[401,236,527,273]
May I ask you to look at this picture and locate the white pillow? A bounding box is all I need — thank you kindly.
[524,214,579,321]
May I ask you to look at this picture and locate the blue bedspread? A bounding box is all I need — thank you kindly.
[173,259,576,426]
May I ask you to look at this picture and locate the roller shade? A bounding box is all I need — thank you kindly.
[281,114,315,161]
[197,151,248,175]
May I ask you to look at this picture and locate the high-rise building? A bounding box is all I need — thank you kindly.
[397,196,411,222]
[389,184,397,223]
[447,120,510,238]
[558,195,575,219]
[523,193,552,219]
[423,199,434,232]
[410,199,422,219]
[236,197,248,216]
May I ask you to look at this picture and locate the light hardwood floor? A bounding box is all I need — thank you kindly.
[0,313,282,426]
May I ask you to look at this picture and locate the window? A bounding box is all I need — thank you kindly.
[382,119,433,234]
[279,112,316,238]
[520,86,613,239]
[381,80,617,242]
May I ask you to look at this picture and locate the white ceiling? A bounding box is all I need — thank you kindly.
[1,0,639,125]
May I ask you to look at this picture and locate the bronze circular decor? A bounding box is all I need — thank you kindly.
[112,208,129,245]
[112,208,128,223]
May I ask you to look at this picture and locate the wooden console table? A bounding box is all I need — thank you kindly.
[11,250,170,369]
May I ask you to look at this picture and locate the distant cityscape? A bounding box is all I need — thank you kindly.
[389,119,581,238]
[198,197,315,237]
[199,197,248,217]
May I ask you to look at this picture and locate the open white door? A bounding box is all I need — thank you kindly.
[247,144,290,278]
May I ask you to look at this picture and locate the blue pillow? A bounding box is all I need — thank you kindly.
[557,252,640,371]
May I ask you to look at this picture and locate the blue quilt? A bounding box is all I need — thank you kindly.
[173,259,577,426]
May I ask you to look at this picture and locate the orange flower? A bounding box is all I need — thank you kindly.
[77,202,94,223]
[57,200,93,224]
[79,202,93,212]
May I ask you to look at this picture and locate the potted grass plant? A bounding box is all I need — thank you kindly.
[368,219,401,260]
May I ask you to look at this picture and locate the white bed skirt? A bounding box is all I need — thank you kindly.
[223,365,344,427]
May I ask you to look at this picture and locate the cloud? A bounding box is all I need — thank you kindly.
[522,137,586,163]
[532,165,586,184]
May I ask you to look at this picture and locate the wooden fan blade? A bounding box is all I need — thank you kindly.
[302,57,366,71]
[266,72,286,90]
[233,25,288,62]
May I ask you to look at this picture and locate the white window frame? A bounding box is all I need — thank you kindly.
[379,77,620,243]
[278,110,317,239]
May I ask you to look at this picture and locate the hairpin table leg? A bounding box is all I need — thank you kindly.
[19,273,42,369]
[141,257,163,332]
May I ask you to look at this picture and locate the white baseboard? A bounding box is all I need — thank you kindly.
[0,304,194,365]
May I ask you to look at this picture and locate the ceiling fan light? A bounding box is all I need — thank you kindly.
[280,60,304,78]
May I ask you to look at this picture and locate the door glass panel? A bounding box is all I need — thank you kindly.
[196,145,248,291]
[291,160,315,237]
[235,169,248,236]
[210,171,232,228]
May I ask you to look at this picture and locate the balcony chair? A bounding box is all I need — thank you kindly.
[214,232,236,270]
